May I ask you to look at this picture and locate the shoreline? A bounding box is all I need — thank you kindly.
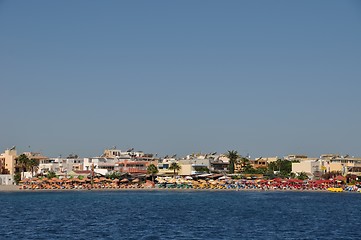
[0,185,356,193]
[0,185,19,192]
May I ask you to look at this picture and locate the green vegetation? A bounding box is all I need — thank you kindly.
[46,171,57,179]
[243,166,267,175]
[15,154,40,178]
[266,159,293,178]
[240,157,250,170]
[169,162,181,177]
[106,172,122,180]
[226,150,239,174]
[297,172,309,180]
[147,164,159,182]
[14,172,21,185]
[28,158,39,177]
[17,154,30,179]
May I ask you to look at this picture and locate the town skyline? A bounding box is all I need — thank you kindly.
[2,144,359,160]
[1,1,360,159]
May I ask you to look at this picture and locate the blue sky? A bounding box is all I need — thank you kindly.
[1,0,360,158]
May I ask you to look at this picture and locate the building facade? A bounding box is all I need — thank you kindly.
[0,147,17,175]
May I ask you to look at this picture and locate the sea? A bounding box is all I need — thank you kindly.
[1,190,361,240]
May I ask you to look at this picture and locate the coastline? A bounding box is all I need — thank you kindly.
[1,185,353,193]
[0,185,20,192]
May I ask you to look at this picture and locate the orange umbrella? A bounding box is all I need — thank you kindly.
[132,178,140,183]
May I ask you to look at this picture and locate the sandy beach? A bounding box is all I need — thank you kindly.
[0,185,20,192]
[0,185,341,193]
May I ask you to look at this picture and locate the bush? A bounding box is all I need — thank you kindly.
[14,172,21,185]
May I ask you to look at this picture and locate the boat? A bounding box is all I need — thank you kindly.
[327,187,343,192]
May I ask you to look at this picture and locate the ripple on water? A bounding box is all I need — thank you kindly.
[1,191,361,239]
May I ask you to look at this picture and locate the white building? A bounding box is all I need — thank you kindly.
[178,158,210,176]
[83,158,119,176]
[0,174,13,185]
[38,157,83,175]
[292,160,321,179]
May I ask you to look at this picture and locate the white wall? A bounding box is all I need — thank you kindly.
[0,174,14,185]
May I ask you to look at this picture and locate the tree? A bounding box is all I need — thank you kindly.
[226,150,239,174]
[268,159,292,178]
[240,157,250,173]
[106,171,121,180]
[297,172,309,180]
[27,158,39,177]
[243,163,255,174]
[17,154,29,180]
[240,157,250,167]
[322,171,342,180]
[46,171,57,179]
[147,164,159,182]
[168,162,181,178]
[14,172,21,185]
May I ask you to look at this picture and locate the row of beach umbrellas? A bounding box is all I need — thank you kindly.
[20,177,141,184]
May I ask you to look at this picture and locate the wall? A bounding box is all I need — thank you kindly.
[0,174,14,185]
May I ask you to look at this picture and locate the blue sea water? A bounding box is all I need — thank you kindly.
[1,190,361,240]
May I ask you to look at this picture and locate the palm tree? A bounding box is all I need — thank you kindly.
[27,158,39,177]
[226,150,239,174]
[147,164,159,182]
[276,158,283,172]
[168,162,181,178]
[17,154,29,180]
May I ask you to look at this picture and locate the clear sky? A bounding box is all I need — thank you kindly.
[1,0,360,158]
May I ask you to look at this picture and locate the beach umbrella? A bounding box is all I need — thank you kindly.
[53,178,63,183]
[73,178,82,182]
[218,176,229,180]
[20,178,30,183]
[120,178,129,183]
[132,178,140,183]
[168,178,177,184]
[335,175,346,182]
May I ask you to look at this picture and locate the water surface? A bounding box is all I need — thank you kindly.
[1,191,360,239]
